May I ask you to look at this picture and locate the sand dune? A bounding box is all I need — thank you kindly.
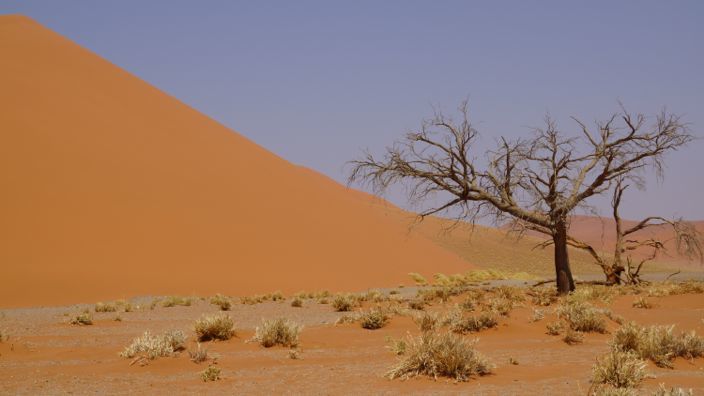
[0,15,470,307]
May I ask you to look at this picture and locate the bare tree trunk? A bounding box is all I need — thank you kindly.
[553,221,576,294]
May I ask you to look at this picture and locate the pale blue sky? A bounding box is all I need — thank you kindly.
[2,1,703,220]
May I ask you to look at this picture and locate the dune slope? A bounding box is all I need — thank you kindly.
[0,15,470,307]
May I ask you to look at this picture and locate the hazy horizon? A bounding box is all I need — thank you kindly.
[2,0,702,220]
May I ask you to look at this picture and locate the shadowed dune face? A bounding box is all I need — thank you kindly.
[0,15,470,307]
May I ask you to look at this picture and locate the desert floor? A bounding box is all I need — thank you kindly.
[1,275,703,395]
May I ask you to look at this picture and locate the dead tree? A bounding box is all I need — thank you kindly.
[348,101,693,294]
[565,179,702,284]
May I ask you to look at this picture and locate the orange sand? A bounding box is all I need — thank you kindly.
[0,15,470,307]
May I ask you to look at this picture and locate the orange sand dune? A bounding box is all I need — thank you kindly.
[0,15,470,307]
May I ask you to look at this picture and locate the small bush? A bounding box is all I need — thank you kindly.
[631,297,653,309]
[414,312,439,332]
[332,294,356,312]
[240,295,265,305]
[359,308,390,330]
[557,301,606,333]
[494,286,525,303]
[449,313,498,334]
[530,308,545,323]
[386,337,407,355]
[195,314,235,341]
[592,350,647,388]
[162,296,193,308]
[120,330,186,359]
[290,297,303,307]
[408,272,428,285]
[459,297,475,312]
[288,349,301,360]
[201,365,221,382]
[70,312,93,326]
[563,329,585,345]
[209,294,232,311]
[269,291,285,302]
[529,287,558,306]
[486,297,514,316]
[408,299,425,311]
[653,384,693,396]
[568,285,616,304]
[95,302,117,313]
[546,321,563,336]
[253,318,301,348]
[189,343,210,363]
[611,323,704,368]
[386,332,492,381]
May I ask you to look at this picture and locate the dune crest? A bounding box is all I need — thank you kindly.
[0,15,469,307]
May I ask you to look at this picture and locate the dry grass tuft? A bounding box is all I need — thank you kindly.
[95,302,117,313]
[162,296,193,308]
[194,314,235,342]
[546,321,563,336]
[611,322,704,368]
[529,287,558,306]
[557,301,607,333]
[408,272,428,285]
[201,365,221,382]
[631,296,653,309]
[120,330,186,360]
[413,312,440,332]
[290,297,303,308]
[653,384,693,396]
[253,318,301,348]
[70,312,93,326]
[359,307,390,330]
[209,294,232,311]
[386,332,492,382]
[448,312,498,334]
[188,343,210,363]
[562,328,585,345]
[592,350,647,389]
[486,297,514,316]
[408,299,426,311]
[332,294,357,312]
[386,336,407,355]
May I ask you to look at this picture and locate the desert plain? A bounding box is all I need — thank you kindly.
[1,14,703,396]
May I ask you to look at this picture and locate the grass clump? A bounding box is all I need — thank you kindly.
[189,343,210,363]
[386,332,492,382]
[209,294,232,311]
[253,318,301,348]
[162,296,193,308]
[290,297,303,307]
[359,308,390,330]
[529,287,558,306]
[120,330,186,360]
[332,294,356,312]
[408,272,428,285]
[407,299,426,311]
[194,314,235,341]
[592,350,647,389]
[562,328,585,345]
[653,384,693,396]
[611,322,704,368]
[631,297,653,309]
[486,297,514,316]
[568,285,616,304]
[70,312,93,326]
[95,302,117,313]
[201,365,221,382]
[449,312,498,334]
[546,321,563,336]
[413,312,440,332]
[557,300,607,333]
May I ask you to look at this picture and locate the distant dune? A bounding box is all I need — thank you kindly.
[0,15,471,307]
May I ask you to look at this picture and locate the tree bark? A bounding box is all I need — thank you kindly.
[553,220,576,294]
